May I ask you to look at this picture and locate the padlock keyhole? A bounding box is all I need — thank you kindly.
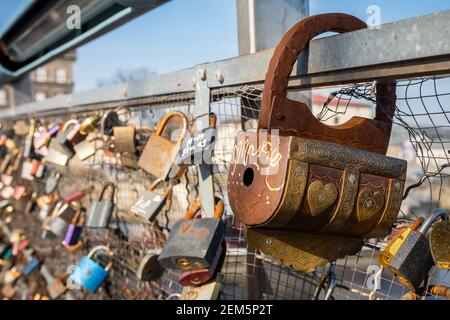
[243,168,254,186]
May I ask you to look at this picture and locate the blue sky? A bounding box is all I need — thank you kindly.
[1,1,450,92]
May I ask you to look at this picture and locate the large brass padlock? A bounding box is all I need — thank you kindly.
[430,219,450,270]
[138,111,188,180]
[388,208,448,292]
[227,13,407,273]
[158,198,225,271]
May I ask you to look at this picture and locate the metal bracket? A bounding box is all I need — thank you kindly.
[194,66,215,218]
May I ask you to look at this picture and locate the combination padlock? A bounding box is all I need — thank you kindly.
[85,182,115,228]
[129,178,172,222]
[388,208,449,292]
[68,245,114,293]
[158,198,225,271]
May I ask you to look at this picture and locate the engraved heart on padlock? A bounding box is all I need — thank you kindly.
[306,180,338,216]
[356,189,384,223]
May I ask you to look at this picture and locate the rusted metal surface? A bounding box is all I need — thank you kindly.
[227,14,407,273]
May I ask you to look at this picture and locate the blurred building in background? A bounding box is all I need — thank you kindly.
[0,50,76,108]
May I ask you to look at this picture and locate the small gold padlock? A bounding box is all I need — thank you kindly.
[79,114,101,136]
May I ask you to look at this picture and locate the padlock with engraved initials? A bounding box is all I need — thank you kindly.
[176,113,217,168]
[227,14,406,273]
[86,182,115,228]
[158,198,225,271]
[69,245,113,293]
[130,178,171,222]
[388,208,449,292]
[138,112,188,180]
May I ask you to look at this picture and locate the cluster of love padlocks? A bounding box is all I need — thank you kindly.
[0,108,224,299]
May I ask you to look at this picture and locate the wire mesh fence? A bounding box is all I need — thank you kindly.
[1,75,450,300]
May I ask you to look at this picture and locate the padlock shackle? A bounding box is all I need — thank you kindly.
[98,182,116,202]
[418,208,449,234]
[148,178,170,192]
[184,199,202,220]
[258,13,397,155]
[61,119,79,133]
[155,111,188,144]
[184,197,224,220]
[87,245,114,271]
[191,112,218,131]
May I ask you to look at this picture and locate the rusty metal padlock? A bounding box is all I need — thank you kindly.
[227,13,406,273]
[176,113,217,168]
[178,241,225,287]
[158,198,225,271]
[129,178,172,222]
[138,111,188,180]
[85,182,115,228]
[388,208,448,292]
[430,219,450,270]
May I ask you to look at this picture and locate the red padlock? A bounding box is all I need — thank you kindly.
[29,159,41,176]
[177,242,225,286]
[63,186,94,203]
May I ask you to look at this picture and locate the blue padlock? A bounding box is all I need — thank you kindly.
[68,245,113,293]
[23,256,40,276]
